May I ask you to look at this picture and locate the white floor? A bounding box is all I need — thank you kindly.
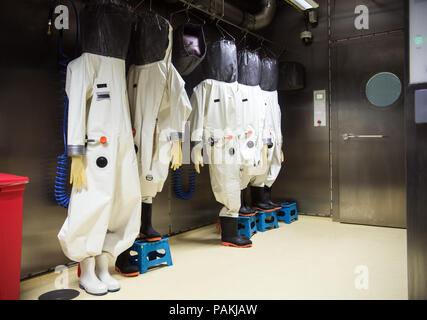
[20,216,408,300]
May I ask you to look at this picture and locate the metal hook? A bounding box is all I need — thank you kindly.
[216,19,235,42]
[169,3,205,26]
[215,19,225,39]
[268,44,278,57]
[237,31,248,47]
[186,8,190,23]
[134,0,144,10]
[188,9,206,25]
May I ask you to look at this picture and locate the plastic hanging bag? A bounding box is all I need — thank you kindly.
[260,57,279,92]
[131,12,171,66]
[173,23,206,76]
[237,49,262,86]
[80,0,135,59]
[202,40,238,83]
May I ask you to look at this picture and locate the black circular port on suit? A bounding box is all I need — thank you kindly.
[96,156,108,168]
[134,144,139,153]
[229,148,235,156]
[209,137,215,147]
[247,141,255,148]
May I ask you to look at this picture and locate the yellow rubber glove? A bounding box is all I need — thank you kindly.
[193,147,204,174]
[281,151,284,163]
[170,140,182,171]
[70,155,87,191]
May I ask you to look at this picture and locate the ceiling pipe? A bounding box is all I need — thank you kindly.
[173,0,277,31]
[245,0,277,30]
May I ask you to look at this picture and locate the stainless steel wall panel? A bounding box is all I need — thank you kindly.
[0,0,75,277]
[405,0,427,300]
[332,0,404,40]
[264,0,331,216]
[170,165,220,234]
[406,83,427,298]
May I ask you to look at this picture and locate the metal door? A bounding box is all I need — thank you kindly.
[332,32,406,228]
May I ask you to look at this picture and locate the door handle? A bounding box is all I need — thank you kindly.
[342,133,386,141]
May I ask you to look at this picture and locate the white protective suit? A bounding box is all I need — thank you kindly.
[58,52,141,262]
[258,89,282,187]
[127,14,192,201]
[251,57,283,188]
[238,83,272,189]
[190,39,244,218]
[190,79,243,218]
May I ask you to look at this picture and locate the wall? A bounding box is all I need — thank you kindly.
[267,0,331,216]
[263,0,405,221]
[405,0,427,300]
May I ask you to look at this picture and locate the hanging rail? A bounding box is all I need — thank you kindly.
[177,0,282,50]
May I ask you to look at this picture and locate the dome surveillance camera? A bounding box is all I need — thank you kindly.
[300,30,313,46]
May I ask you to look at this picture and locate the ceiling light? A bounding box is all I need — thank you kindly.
[284,0,319,11]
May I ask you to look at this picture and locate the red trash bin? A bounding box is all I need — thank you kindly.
[0,173,29,300]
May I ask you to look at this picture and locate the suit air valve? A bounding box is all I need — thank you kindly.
[85,137,108,144]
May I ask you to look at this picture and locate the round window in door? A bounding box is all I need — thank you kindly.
[365,72,402,107]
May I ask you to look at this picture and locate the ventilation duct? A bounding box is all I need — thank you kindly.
[173,0,277,31]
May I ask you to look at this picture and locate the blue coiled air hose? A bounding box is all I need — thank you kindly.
[172,167,197,200]
[52,0,79,208]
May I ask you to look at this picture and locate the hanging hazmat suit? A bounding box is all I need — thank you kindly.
[190,40,251,248]
[173,23,206,76]
[236,49,271,216]
[57,1,141,265]
[237,50,271,188]
[250,57,283,208]
[115,13,193,276]
[127,12,192,202]
[190,40,241,218]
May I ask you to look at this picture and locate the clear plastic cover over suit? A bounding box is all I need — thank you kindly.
[252,57,283,188]
[57,2,141,262]
[127,13,192,201]
[190,40,243,218]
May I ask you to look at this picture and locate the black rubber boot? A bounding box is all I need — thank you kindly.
[115,248,140,277]
[139,202,162,241]
[264,186,281,209]
[239,188,257,217]
[220,216,252,248]
[250,186,277,211]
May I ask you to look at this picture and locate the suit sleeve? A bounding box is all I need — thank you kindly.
[66,57,93,156]
[189,83,206,149]
[262,102,274,147]
[168,66,192,141]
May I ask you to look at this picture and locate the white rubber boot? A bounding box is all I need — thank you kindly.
[95,253,121,292]
[79,256,108,296]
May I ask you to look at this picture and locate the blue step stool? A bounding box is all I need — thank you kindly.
[238,215,257,238]
[130,238,173,274]
[276,202,298,224]
[256,210,279,232]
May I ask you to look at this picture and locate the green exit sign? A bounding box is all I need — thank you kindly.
[415,35,423,46]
